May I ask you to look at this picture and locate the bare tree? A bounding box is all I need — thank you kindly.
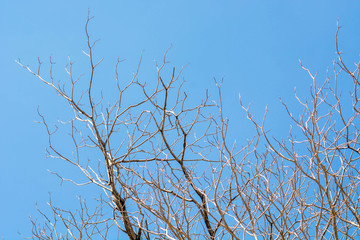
[18,15,360,239]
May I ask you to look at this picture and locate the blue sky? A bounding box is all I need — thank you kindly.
[1,0,359,238]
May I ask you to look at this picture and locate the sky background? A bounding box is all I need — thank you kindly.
[1,0,360,238]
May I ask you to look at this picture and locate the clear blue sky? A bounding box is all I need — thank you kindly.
[1,0,359,238]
